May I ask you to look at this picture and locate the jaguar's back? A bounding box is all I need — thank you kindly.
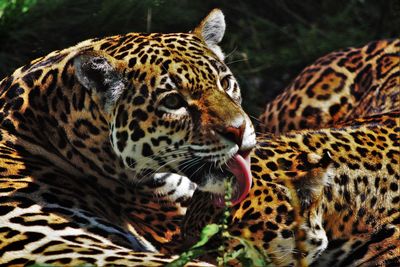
[259,39,399,134]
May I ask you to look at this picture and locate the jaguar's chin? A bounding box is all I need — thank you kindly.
[182,153,252,207]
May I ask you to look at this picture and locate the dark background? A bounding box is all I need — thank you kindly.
[0,0,399,116]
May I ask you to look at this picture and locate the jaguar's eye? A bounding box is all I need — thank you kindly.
[162,93,186,110]
[220,75,231,91]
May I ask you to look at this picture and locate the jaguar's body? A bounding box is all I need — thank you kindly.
[183,39,400,266]
[0,9,255,265]
[259,39,399,133]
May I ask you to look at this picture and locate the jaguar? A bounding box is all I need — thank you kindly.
[182,39,400,267]
[0,9,256,265]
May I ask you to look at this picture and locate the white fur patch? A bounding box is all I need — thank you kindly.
[242,115,257,150]
[195,9,226,60]
[200,177,225,195]
[201,9,226,45]
[152,173,196,202]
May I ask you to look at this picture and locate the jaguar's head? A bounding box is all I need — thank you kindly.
[73,9,256,205]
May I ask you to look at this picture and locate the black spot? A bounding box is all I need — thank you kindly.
[265,195,273,202]
[142,143,153,157]
[3,258,31,265]
[139,84,149,98]
[351,64,373,100]
[130,128,145,141]
[338,174,349,185]
[138,72,147,82]
[0,232,45,257]
[266,161,278,171]
[116,109,128,128]
[366,41,378,54]
[277,158,292,170]
[5,84,24,99]
[241,200,251,210]
[263,231,278,242]
[252,165,262,172]
[264,207,273,214]
[266,221,279,230]
[132,96,145,105]
[32,240,64,254]
[116,131,128,151]
[285,210,295,226]
[334,202,342,212]
[356,147,368,157]
[357,208,366,217]
[249,222,264,233]
[1,119,16,134]
[11,98,24,109]
[329,103,341,116]
[253,190,262,197]
[0,205,13,216]
[132,109,148,121]
[327,238,347,249]
[343,190,351,203]
[161,60,172,74]
[363,161,382,171]
[22,69,43,88]
[72,140,86,148]
[140,54,148,64]
[277,204,288,213]
[246,211,262,221]
[389,182,398,191]
[75,119,100,135]
[16,183,40,194]
[281,229,293,239]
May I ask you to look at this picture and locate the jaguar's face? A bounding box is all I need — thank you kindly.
[111,33,255,203]
[74,9,256,204]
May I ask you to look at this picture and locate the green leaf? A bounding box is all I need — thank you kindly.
[165,247,208,267]
[165,224,220,267]
[192,223,220,248]
[223,235,271,267]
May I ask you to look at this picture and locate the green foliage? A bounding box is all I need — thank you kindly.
[28,265,92,267]
[165,224,220,267]
[0,0,37,17]
[167,179,271,267]
[0,0,398,115]
[220,235,269,267]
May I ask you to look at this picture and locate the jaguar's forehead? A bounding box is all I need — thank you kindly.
[94,32,230,95]
[100,32,222,67]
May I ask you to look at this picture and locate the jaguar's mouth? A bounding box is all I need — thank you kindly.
[213,152,252,207]
[183,151,252,207]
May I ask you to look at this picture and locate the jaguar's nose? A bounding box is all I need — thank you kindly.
[217,124,245,147]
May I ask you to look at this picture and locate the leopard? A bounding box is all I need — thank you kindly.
[0,9,256,266]
[182,39,400,267]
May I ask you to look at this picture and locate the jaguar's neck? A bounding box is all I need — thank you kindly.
[0,47,133,182]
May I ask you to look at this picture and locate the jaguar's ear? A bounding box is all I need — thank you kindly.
[73,52,126,114]
[193,9,226,60]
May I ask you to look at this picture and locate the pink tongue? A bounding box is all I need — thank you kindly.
[214,153,252,207]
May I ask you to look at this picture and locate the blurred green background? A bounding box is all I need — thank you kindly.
[0,0,399,116]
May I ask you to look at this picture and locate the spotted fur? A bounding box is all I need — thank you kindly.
[0,9,255,265]
[183,40,400,267]
[259,39,399,134]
